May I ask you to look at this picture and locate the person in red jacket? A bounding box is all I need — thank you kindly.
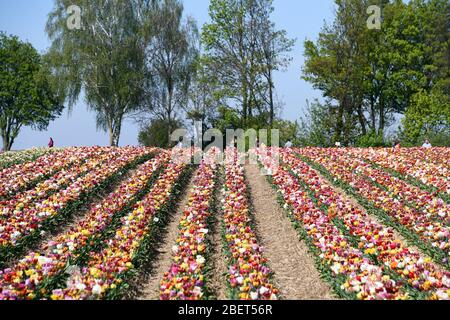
[48,137,54,148]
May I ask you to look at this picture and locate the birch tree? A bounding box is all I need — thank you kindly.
[46,0,150,146]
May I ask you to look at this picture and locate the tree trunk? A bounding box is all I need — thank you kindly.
[108,126,115,147]
[167,91,173,148]
[2,134,11,152]
[167,115,172,148]
[114,135,120,147]
[1,120,12,151]
[370,95,376,131]
[242,82,248,127]
[113,123,121,147]
[268,68,274,127]
[1,121,19,151]
[378,95,385,135]
[343,108,351,146]
[335,103,344,144]
[357,105,367,136]
[238,1,247,128]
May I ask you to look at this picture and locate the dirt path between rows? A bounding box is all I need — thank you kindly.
[244,164,335,300]
[137,169,198,300]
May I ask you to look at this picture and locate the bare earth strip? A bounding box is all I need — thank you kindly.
[138,169,199,300]
[244,164,335,300]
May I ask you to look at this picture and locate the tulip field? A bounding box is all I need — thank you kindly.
[0,146,449,300]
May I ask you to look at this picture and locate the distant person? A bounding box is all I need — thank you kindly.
[422,139,432,149]
[48,137,54,149]
[393,140,401,150]
[227,137,238,149]
[285,140,293,149]
[175,139,183,149]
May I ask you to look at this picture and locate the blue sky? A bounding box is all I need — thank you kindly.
[0,0,335,149]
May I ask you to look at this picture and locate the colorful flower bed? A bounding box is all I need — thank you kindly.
[0,147,153,264]
[257,147,408,300]
[345,148,449,196]
[221,148,278,300]
[0,150,168,300]
[280,149,450,300]
[296,148,450,268]
[311,149,450,224]
[1,147,111,219]
[0,148,93,199]
[395,148,450,169]
[49,149,192,300]
[0,148,57,169]
[0,146,448,300]
[159,148,221,300]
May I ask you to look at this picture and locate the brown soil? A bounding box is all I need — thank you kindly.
[244,164,335,300]
[137,169,198,300]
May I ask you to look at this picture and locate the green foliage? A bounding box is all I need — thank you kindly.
[212,106,241,133]
[298,100,336,147]
[402,89,450,144]
[0,32,64,151]
[138,118,183,148]
[302,0,372,145]
[46,0,149,146]
[201,0,294,128]
[355,131,386,148]
[143,0,199,147]
[302,0,449,146]
[272,119,301,147]
[425,132,450,147]
[401,130,450,148]
[186,56,222,129]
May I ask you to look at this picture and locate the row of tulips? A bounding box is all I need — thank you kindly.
[280,149,450,300]
[159,148,221,300]
[49,149,192,300]
[346,148,449,196]
[313,149,450,224]
[0,150,168,300]
[222,148,278,300]
[297,148,450,265]
[399,148,450,168]
[0,148,90,199]
[0,147,154,262]
[1,147,112,219]
[0,148,57,169]
[256,147,408,300]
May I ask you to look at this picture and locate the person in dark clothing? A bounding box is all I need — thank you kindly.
[48,137,54,148]
[392,139,401,151]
